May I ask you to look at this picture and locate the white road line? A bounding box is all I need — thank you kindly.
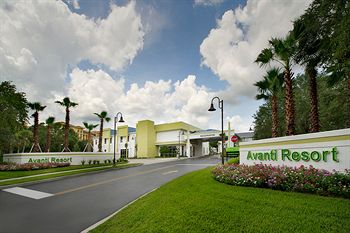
[3,187,53,200]
[162,170,178,175]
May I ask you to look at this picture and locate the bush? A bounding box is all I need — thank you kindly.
[212,164,350,198]
[0,162,70,171]
[81,160,86,165]
[88,160,92,165]
[227,157,239,165]
[117,158,128,163]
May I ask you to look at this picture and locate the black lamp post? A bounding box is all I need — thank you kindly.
[113,112,125,165]
[208,97,224,165]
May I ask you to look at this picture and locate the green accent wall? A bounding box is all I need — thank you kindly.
[118,125,129,137]
[136,120,157,158]
[155,121,199,132]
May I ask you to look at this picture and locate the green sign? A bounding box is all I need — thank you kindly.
[247,147,339,162]
[28,157,73,163]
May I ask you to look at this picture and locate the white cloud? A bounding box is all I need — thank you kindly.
[226,115,251,132]
[200,0,312,100]
[194,0,224,6]
[58,69,215,129]
[68,0,80,9]
[0,0,144,101]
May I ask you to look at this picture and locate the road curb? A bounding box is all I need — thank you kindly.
[81,188,158,233]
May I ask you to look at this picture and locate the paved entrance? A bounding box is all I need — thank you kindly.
[0,156,219,233]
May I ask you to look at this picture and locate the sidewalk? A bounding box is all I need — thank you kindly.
[128,157,187,165]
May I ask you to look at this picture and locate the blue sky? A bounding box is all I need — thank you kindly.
[72,0,244,91]
[1,0,311,131]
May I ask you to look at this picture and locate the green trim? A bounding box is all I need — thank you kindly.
[155,121,200,132]
[118,125,129,137]
[240,135,350,148]
[155,141,187,146]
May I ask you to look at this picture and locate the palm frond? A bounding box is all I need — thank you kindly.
[255,48,273,66]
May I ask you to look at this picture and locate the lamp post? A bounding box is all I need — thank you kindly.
[208,97,224,165]
[113,112,125,166]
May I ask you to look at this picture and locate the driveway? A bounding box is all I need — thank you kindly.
[0,156,219,233]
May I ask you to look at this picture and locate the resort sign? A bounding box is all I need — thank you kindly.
[247,147,339,163]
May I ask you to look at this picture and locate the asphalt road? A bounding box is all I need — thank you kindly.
[0,156,220,233]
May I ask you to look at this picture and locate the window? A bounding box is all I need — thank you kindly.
[104,138,107,144]
[120,137,123,143]
[127,136,129,141]
[110,138,112,143]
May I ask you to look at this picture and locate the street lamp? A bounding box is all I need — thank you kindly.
[208,96,224,165]
[113,112,125,166]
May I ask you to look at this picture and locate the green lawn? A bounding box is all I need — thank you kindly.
[0,163,141,186]
[92,168,350,233]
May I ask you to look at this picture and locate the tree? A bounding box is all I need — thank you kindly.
[28,102,46,152]
[45,117,55,152]
[253,74,347,139]
[292,20,323,132]
[83,122,98,152]
[15,129,32,153]
[55,97,78,152]
[294,0,350,126]
[0,81,28,155]
[255,68,284,137]
[256,34,297,135]
[94,111,111,152]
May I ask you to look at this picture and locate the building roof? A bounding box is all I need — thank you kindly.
[155,121,201,132]
[236,131,254,138]
[128,127,136,133]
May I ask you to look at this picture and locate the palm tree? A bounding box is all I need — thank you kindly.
[28,102,46,152]
[94,111,111,152]
[83,122,99,152]
[55,97,78,152]
[255,68,284,137]
[293,20,322,133]
[45,117,55,152]
[256,34,296,136]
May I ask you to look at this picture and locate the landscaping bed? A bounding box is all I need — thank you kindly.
[0,162,70,171]
[212,164,350,198]
[91,168,350,233]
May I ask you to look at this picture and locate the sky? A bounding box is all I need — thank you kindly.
[0,0,312,132]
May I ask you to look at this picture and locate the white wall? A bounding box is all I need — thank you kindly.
[3,152,119,165]
[156,130,185,143]
[240,128,350,172]
[93,136,115,153]
[202,142,210,155]
[118,133,136,158]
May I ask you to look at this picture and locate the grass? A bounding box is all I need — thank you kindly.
[92,167,350,233]
[0,163,141,186]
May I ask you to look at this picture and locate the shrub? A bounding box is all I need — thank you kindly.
[0,162,70,171]
[81,160,86,165]
[88,160,92,165]
[212,164,350,198]
[227,157,239,165]
[117,158,128,163]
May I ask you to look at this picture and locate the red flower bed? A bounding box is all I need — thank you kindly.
[0,162,70,171]
[212,164,350,198]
